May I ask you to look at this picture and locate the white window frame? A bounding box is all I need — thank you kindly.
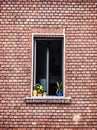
[31,33,65,97]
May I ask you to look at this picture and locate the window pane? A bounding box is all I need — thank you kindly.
[34,38,63,96]
[36,41,48,93]
[49,40,62,95]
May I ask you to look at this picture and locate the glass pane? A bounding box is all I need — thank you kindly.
[36,41,48,93]
[34,38,63,96]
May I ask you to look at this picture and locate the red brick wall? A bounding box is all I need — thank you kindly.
[0,0,97,129]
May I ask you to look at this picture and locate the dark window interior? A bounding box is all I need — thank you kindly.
[34,38,63,96]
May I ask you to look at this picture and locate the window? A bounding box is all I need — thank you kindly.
[32,34,65,97]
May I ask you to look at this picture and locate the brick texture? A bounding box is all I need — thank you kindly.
[0,0,97,129]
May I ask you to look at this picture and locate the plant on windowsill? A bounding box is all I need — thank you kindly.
[37,85,44,96]
[56,82,63,96]
[33,84,38,96]
[43,91,47,96]
[33,83,44,96]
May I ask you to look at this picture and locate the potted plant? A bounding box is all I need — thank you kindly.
[43,91,46,96]
[33,83,44,96]
[56,82,63,96]
[33,83,39,96]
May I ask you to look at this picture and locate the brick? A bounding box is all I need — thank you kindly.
[0,0,97,129]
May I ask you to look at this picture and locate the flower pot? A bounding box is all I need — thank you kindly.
[43,92,46,96]
[56,93,63,96]
[33,90,37,96]
[37,93,43,96]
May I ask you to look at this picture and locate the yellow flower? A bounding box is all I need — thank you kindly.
[40,85,43,89]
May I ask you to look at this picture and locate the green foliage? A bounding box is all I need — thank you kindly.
[34,83,44,94]
[56,82,63,94]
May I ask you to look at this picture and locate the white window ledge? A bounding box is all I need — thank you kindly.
[26,96,71,104]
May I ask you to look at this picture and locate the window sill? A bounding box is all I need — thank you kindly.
[26,96,71,104]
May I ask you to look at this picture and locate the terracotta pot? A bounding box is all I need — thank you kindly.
[37,93,43,96]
